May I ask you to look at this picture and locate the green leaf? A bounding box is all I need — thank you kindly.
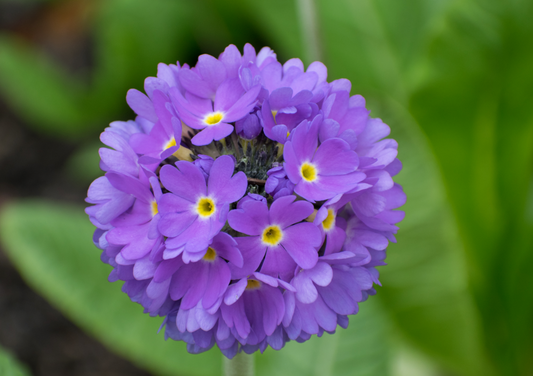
[0,0,195,139]
[64,141,105,186]
[240,0,304,62]
[0,346,31,376]
[371,97,491,376]
[0,201,220,376]
[407,1,533,374]
[0,35,88,137]
[87,0,195,118]
[256,298,390,376]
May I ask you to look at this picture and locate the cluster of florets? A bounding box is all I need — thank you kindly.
[86,44,405,358]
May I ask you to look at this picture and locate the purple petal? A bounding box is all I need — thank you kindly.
[106,172,152,203]
[211,232,243,268]
[227,200,269,235]
[133,256,157,280]
[307,61,327,83]
[214,79,244,112]
[202,259,231,309]
[260,244,297,281]
[179,69,214,98]
[212,122,236,141]
[208,156,248,204]
[158,212,196,237]
[163,246,184,260]
[224,278,247,305]
[290,118,318,161]
[158,192,192,214]
[224,85,261,122]
[319,119,340,142]
[269,195,314,229]
[154,257,183,283]
[281,222,321,269]
[197,54,227,94]
[269,87,293,110]
[293,273,318,304]
[229,237,266,279]
[108,224,155,260]
[126,89,157,123]
[290,71,318,93]
[283,58,304,73]
[160,162,206,202]
[191,126,218,146]
[220,44,241,78]
[261,62,282,92]
[313,138,358,175]
[282,142,302,183]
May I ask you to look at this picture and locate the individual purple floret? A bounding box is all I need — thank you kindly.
[158,155,247,262]
[167,232,243,311]
[86,43,405,358]
[170,80,261,145]
[228,195,322,280]
[283,115,366,201]
[265,164,295,199]
[105,172,163,262]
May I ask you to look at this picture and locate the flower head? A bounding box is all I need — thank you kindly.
[86,44,405,358]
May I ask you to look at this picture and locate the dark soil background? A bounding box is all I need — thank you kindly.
[0,1,153,375]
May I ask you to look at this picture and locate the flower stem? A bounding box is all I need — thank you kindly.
[231,133,242,160]
[223,352,254,376]
[296,0,322,63]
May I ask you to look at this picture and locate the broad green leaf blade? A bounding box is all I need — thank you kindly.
[256,298,390,376]
[0,35,89,137]
[87,0,195,120]
[0,346,31,376]
[64,141,104,185]
[370,97,491,376]
[407,1,533,374]
[0,201,220,376]
[0,0,196,139]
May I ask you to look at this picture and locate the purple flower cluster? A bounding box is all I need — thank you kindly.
[86,44,405,358]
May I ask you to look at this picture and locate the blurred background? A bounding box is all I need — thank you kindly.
[0,0,532,375]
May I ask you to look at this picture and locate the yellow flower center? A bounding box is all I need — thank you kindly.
[151,201,158,216]
[164,137,177,149]
[202,247,217,262]
[300,162,318,182]
[246,279,261,290]
[204,112,224,126]
[196,197,216,218]
[261,225,283,246]
[322,209,335,231]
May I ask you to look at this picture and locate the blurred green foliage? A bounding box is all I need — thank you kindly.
[1,0,532,375]
[0,345,31,376]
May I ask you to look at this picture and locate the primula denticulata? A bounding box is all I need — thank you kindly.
[86,44,406,358]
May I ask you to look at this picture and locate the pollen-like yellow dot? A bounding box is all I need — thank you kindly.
[322,209,335,231]
[246,279,261,290]
[204,112,224,126]
[202,247,217,262]
[196,197,216,218]
[151,201,158,216]
[261,225,283,246]
[300,162,318,182]
[164,137,177,149]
